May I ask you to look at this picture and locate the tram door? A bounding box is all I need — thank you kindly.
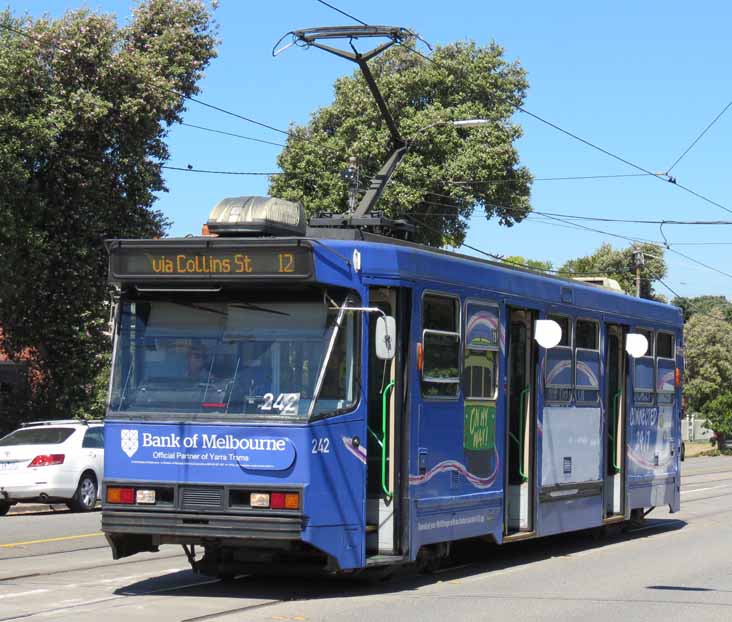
[505,309,537,535]
[366,287,406,556]
[604,324,626,519]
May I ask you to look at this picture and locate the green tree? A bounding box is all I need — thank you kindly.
[504,255,553,272]
[270,41,532,247]
[671,295,732,323]
[684,311,732,420]
[702,393,732,451]
[559,243,666,299]
[0,1,217,430]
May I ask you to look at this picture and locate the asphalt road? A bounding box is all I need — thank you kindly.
[1,456,731,622]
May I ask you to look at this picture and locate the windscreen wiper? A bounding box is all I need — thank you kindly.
[164,301,227,316]
[229,303,290,316]
[307,299,348,418]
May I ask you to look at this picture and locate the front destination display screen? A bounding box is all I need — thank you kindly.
[110,245,313,280]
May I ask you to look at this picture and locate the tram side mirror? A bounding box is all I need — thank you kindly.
[375,316,397,360]
[625,333,649,358]
[534,319,562,349]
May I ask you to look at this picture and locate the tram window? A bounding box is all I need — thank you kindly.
[548,314,571,347]
[574,319,600,404]
[464,350,497,400]
[656,333,674,359]
[422,332,460,397]
[463,302,499,401]
[545,314,572,403]
[575,320,598,350]
[423,295,458,332]
[422,294,460,398]
[637,328,654,357]
[634,328,655,405]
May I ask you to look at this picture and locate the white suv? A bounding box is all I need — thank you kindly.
[0,420,104,515]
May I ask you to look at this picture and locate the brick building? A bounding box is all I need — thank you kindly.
[0,330,31,425]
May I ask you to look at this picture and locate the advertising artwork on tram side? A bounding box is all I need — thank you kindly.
[463,303,500,482]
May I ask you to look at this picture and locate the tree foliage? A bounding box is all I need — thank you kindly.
[559,243,666,299]
[0,1,217,429]
[702,392,732,450]
[684,311,732,416]
[671,295,732,323]
[270,41,532,247]
[504,255,554,272]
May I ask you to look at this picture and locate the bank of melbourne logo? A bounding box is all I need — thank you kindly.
[121,429,139,458]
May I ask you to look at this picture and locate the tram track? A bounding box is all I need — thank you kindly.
[0,575,222,622]
[681,468,732,479]
[0,544,109,564]
[0,549,185,582]
[179,598,294,622]
[0,508,725,622]
[1,461,729,622]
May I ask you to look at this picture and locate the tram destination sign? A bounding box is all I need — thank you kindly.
[109,243,313,281]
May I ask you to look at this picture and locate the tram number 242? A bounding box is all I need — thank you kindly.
[257,393,300,414]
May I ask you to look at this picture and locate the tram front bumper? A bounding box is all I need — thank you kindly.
[102,509,304,540]
[102,509,305,558]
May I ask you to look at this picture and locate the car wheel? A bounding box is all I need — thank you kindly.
[69,472,98,512]
[0,501,10,516]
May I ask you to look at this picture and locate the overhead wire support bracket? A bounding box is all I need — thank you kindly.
[275,25,417,233]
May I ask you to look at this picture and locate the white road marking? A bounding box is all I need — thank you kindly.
[0,588,49,600]
[681,485,728,495]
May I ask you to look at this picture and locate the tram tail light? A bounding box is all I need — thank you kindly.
[270,492,300,510]
[107,487,135,504]
[417,342,424,372]
[675,367,682,388]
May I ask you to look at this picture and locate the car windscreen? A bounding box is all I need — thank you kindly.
[0,427,75,446]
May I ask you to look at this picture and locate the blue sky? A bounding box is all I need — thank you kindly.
[15,0,732,299]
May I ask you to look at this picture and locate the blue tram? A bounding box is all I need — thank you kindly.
[101,196,683,576]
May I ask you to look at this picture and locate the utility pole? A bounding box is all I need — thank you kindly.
[632,247,645,298]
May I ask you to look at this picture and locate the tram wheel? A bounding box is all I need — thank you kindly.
[628,508,645,529]
[417,542,450,574]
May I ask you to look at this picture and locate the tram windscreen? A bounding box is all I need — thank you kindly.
[109,297,358,418]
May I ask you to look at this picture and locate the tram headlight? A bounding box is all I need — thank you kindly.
[136,489,156,504]
[250,492,270,508]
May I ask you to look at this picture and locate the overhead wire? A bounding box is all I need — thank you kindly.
[666,100,732,174]
[181,123,286,147]
[390,29,732,217]
[449,173,656,185]
[422,190,732,226]
[406,213,640,277]
[314,0,368,26]
[161,166,280,176]
[412,194,732,288]
[524,210,732,283]
[666,247,732,282]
